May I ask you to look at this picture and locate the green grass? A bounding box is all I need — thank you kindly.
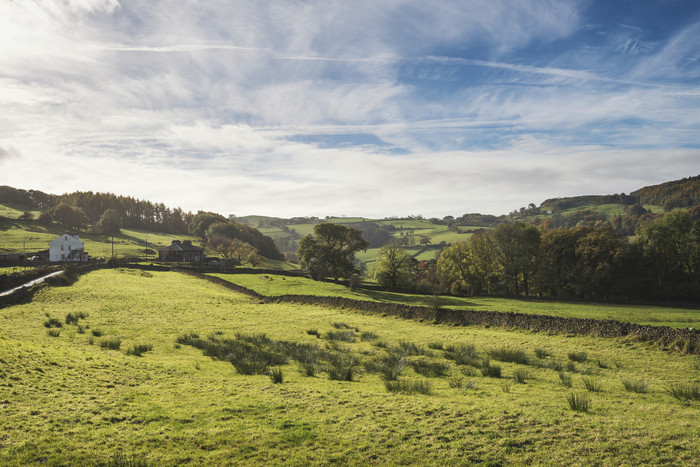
[0,269,698,464]
[209,273,700,329]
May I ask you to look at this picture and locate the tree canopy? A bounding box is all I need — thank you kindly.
[298,223,368,280]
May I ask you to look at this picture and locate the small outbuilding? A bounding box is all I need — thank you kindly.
[158,240,205,262]
[49,234,88,262]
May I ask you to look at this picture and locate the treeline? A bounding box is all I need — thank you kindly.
[540,193,638,212]
[435,210,700,303]
[0,186,193,234]
[631,175,700,210]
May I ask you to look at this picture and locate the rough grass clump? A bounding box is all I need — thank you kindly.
[331,322,354,330]
[46,329,60,337]
[582,376,602,392]
[125,343,154,357]
[622,379,648,393]
[65,311,88,325]
[558,372,573,388]
[489,347,530,365]
[444,344,480,367]
[567,392,591,412]
[91,329,104,337]
[325,330,356,342]
[360,331,377,341]
[100,338,122,350]
[534,348,552,359]
[384,379,432,395]
[327,356,357,381]
[397,340,430,356]
[43,317,62,328]
[366,351,406,381]
[269,368,284,384]
[480,360,501,378]
[513,369,532,384]
[667,383,700,402]
[427,341,444,350]
[568,351,588,363]
[306,329,320,337]
[410,357,450,378]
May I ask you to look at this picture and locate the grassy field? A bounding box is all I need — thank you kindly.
[209,273,700,329]
[0,216,199,260]
[1,268,698,464]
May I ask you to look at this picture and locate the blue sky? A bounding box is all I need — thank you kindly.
[1,0,698,218]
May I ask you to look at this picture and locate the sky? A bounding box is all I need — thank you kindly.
[1,0,699,219]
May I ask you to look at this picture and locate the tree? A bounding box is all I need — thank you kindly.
[491,223,541,295]
[436,241,472,294]
[373,244,415,289]
[50,203,88,230]
[95,209,122,234]
[189,212,228,239]
[19,211,34,221]
[297,223,368,280]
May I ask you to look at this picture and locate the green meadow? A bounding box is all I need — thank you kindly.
[209,273,700,329]
[2,269,697,464]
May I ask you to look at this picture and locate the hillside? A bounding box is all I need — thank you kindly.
[1,268,698,464]
[631,175,700,209]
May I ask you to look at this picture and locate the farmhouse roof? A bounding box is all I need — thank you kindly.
[158,240,204,252]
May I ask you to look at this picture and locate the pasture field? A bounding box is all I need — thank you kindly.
[0,217,198,259]
[209,273,700,329]
[0,268,698,465]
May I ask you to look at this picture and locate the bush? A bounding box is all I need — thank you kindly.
[567,392,590,412]
[100,338,122,350]
[125,343,154,357]
[622,379,648,393]
[384,379,432,395]
[568,351,588,363]
[269,368,284,384]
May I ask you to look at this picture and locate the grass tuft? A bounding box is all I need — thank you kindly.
[65,311,88,325]
[427,341,444,350]
[513,369,532,384]
[43,317,62,328]
[384,379,432,395]
[568,351,588,363]
[125,343,154,357]
[410,357,450,378]
[100,338,122,350]
[325,330,356,342]
[444,344,480,366]
[622,379,648,393]
[46,329,60,337]
[480,361,501,378]
[558,372,573,388]
[269,368,284,384]
[567,392,591,412]
[667,383,700,402]
[582,376,602,392]
[489,347,530,365]
[534,348,552,359]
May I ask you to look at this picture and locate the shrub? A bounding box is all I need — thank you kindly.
[582,376,602,392]
[622,379,648,393]
[46,329,60,337]
[558,372,573,388]
[269,368,284,384]
[567,392,590,412]
[568,351,588,363]
[410,358,450,378]
[534,348,552,359]
[100,338,122,350]
[489,348,529,365]
[384,379,432,395]
[125,344,154,357]
[667,383,700,402]
[513,369,532,384]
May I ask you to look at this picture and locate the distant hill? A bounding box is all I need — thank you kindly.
[631,175,700,210]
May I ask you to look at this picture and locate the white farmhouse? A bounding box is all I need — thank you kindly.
[49,234,87,262]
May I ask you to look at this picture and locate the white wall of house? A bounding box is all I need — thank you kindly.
[49,234,85,262]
